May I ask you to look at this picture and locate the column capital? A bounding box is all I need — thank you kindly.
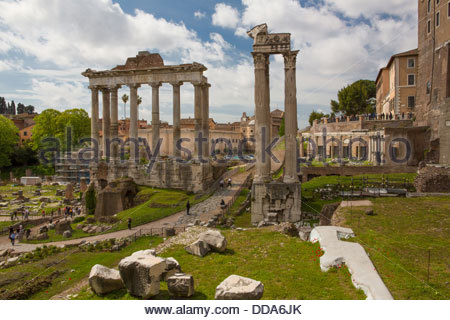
[283,50,299,70]
[127,83,141,89]
[108,85,121,91]
[191,81,203,87]
[149,82,162,88]
[170,81,183,87]
[100,87,111,93]
[251,52,269,70]
[88,85,100,91]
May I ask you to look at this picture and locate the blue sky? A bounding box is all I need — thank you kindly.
[0,0,418,128]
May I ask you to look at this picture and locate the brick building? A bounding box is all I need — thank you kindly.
[415,0,450,164]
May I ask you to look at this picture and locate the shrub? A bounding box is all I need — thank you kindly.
[73,216,85,224]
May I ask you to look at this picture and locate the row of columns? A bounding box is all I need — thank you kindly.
[252,50,299,183]
[90,82,210,161]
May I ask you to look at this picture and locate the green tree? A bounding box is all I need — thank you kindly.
[55,108,91,151]
[11,141,38,167]
[330,79,376,116]
[308,111,327,126]
[122,94,129,119]
[0,115,19,168]
[32,109,62,151]
[278,117,285,137]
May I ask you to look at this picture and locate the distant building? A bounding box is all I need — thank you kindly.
[376,49,418,116]
[415,0,450,165]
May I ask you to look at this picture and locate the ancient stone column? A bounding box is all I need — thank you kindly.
[110,85,120,160]
[129,84,140,162]
[150,82,162,156]
[201,83,211,159]
[171,82,182,159]
[193,82,203,159]
[90,86,100,153]
[101,87,111,159]
[283,51,299,183]
[252,52,271,183]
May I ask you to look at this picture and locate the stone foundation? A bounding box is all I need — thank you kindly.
[90,160,214,194]
[251,181,302,224]
[95,178,138,219]
[414,165,450,193]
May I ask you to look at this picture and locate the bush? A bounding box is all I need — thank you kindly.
[73,216,85,224]
[85,185,96,215]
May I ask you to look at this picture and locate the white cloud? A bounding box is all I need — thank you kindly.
[325,0,416,18]
[194,11,206,19]
[212,3,240,29]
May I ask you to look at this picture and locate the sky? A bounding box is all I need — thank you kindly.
[0,0,418,129]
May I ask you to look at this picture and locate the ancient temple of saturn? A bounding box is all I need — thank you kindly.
[248,24,302,224]
[82,52,213,193]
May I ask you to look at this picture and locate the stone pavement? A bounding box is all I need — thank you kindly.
[0,169,253,254]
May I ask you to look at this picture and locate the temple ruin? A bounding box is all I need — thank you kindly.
[82,52,213,192]
[248,24,302,224]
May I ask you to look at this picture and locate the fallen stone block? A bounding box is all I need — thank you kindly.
[198,230,227,253]
[215,275,264,300]
[89,264,124,295]
[167,273,194,297]
[162,257,182,281]
[118,253,166,298]
[185,239,211,257]
[63,230,72,238]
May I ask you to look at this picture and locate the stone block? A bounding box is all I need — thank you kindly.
[198,230,227,253]
[89,264,124,295]
[185,239,210,257]
[215,275,264,300]
[167,273,194,297]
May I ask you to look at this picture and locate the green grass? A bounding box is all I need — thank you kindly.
[24,224,90,244]
[76,229,366,300]
[339,196,450,300]
[0,236,163,300]
[113,188,210,231]
[233,210,252,228]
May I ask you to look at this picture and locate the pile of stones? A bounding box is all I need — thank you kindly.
[76,223,113,234]
[89,250,194,298]
[185,230,227,257]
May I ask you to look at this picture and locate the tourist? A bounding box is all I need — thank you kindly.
[228,178,232,188]
[42,210,45,218]
[10,231,16,246]
[25,229,31,240]
[14,211,17,220]
[219,179,224,189]
[186,200,191,215]
[58,207,61,216]
[127,218,132,230]
[220,199,226,210]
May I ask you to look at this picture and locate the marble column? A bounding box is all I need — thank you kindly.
[283,50,299,183]
[193,82,202,159]
[252,52,271,182]
[101,87,111,159]
[171,82,182,159]
[90,86,100,154]
[201,83,211,159]
[129,84,140,162]
[110,86,120,160]
[150,82,162,156]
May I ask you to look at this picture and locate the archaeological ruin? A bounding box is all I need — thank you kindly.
[82,52,213,193]
[248,24,302,224]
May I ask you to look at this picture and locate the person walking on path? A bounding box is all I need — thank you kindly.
[186,200,191,215]
[228,178,232,188]
[127,218,132,230]
[9,231,16,246]
[219,179,224,189]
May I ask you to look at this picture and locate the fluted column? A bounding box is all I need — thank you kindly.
[129,84,140,161]
[202,83,211,159]
[90,86,99,154]
[171,82,182,158]
[110,85,120,160]
[193,82,202,159]
[283,51,299,183]
[150,82,162,156]
[252,52,271,183]
[101,88,111,159]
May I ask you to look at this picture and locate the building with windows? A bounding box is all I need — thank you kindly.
[415,0,450,165]
[376,49,418,116]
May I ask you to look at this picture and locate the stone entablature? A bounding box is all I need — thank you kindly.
[310,117,414,134]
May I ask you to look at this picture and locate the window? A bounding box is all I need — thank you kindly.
[427,81,432,94]
[428,0,432,13]
[448,1,450,17]
[408,58,415,68]
[408,96,416,108]
[23,131,27,136]
[436,12,440,27]
[427,19,431,33]
[408,74,415,86]
[437,0,440,4]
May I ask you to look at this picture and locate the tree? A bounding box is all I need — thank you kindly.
[11,141,38,167]
[17,103,25,114]
[55,108,91,151]
[122,94,129,119]
[278,117,285,137]
[308,111,327,126]
[0,97,6,114]
[24,105,35,114]
[0,115,19,168]
[330,79,376,116]
[137,96,142,106]
[10,100,16,115]
[32,109,62,151]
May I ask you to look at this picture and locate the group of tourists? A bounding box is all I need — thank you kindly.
[8,224,31,246]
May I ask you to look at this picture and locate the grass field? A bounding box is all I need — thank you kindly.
[76,229,365,300]
[0,236,163,300]
[338,196,450,300]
